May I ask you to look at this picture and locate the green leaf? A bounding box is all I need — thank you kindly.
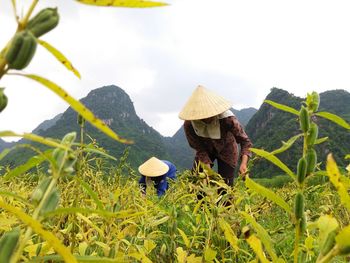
[245,177,292,214]
[315,136,328,145]
[0,191,33,206]
[177,228,190,248]
[335,225,350,251]
[264,100,299,115]
[218,218,239,252]
[240,211,278,262]
[250,148,296,180]
[204,247,217,262]
[76,0,168,8]
[270,134,303,155]
[82,144,117,161]
[4,150,51,180]
[0,131,69,150]
[316,112,350,130]
[246,234,270,263]
[28,255,127,262]
[316,215,339,249]
[345,155,350,160]
[75,177,104,210]
[326,154,350,211]
[37,39,81,79]
[176,247,187,263]
[0,200,78,263]
[14,74,132,144]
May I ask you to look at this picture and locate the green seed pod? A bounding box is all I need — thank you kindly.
[0,88,8,113]
[27,8,59,38]
[77,114,85,126]
[306,149,317,176]
[5,30,37,70]
[40,189,60,215]
[297,157,307,185]
[307,123,318,146]
[308,91,320,112]
[300,214,307,234]
[294,192,304,221]
[31,177,52,204]
[321,230,337,256]
[0,227,20,261]
[299,106,310,133]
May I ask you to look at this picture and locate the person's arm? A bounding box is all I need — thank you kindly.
[184,121,212,165]
[228,116,253,176]
[156,177,168,197]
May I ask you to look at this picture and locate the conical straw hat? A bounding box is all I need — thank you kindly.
[138,157,169,177]
[178,85,232,120]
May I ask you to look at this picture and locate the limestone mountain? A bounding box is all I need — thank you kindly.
[245,88,350,178]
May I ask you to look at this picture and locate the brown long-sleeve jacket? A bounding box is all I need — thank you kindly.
[184,116,252,168]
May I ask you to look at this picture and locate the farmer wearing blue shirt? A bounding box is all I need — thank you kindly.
[138,157,176,197]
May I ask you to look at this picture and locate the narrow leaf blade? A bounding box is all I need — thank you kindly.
[316,112,350,130]
[264,100,299,115]
[38,39,81,79]
[76,0,168,8]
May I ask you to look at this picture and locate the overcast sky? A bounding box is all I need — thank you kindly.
[1,0,350,142]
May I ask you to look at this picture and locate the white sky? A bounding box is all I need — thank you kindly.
[1,0,350,142]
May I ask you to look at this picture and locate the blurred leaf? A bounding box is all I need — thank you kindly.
[218,218,239,252]
[187,253,202,263]
[4,150,51,180]
[270,134,303,155]
[240,211,278,262]
[316,112,350,130]
[144,239,156,254]
[316,215,339,251]
[149,216,169,227]
[0,200,77,262]
[245,177,292,214]
[264,100,299,115]
[76,0,168,8]
[177,228,190,248]
[0,190,32,206]
[250,148,296,180]
[78,242,88,256]
[314,136,328,145]
[75,177,104,210]
[176,247,187,263]
[38,39,81,79]
[29,255,127,262]
[326,154,350,211]
[204,247,217,262]
[246,234,270,263]
[76,213,104,236]
[335,225,350,251]
[0,131,69,150]
[14,74,133,144]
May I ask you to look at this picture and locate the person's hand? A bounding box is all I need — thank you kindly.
[239,163,248,181]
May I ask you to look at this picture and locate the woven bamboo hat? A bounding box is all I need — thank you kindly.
[138,157,169,177]
[178,85,232,120]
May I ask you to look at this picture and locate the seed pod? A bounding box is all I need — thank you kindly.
[306,149,317,176]
[308,91,320,112]
[299,106,310,133]
[0,88,8,113]
[294,192,304,221]
[5,30,37,70]
[297,157,307,185]
[77,114,85,126]
[40,189,60,215]
[321,230,337,256]
[27,8,59,38]
[31,177,52,204]
[0,227,20,261]
[307,123,318,147]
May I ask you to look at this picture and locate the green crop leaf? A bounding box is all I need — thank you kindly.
[315,136,328,145]
[0,200,78,263]
[37,39,81,79]
[246,234,270,263]
[326,154,350,211]
[335,225,350,251]
[204,247,217,262]
[245,177,292,214]
[76,0,168,7]
[28,254,127,262]
[218,218,239,252]
[240,211,279,262]
[75,177,104,210]
[4,150,51,180]
[264,100,299,115]
[14,74,132,144]
[0,131,69,150]
[0,191,32,206]
[270,134,303,155]
[316,112,350,130]
[315,215,339,249]
[250,148,296,180]
[177,228,190,248]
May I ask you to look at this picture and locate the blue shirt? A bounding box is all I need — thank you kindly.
[139,160,176,197]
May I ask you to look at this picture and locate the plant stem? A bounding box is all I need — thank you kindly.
[20,0,39,28]
[294,224,300,263]
[316,246,339,263]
